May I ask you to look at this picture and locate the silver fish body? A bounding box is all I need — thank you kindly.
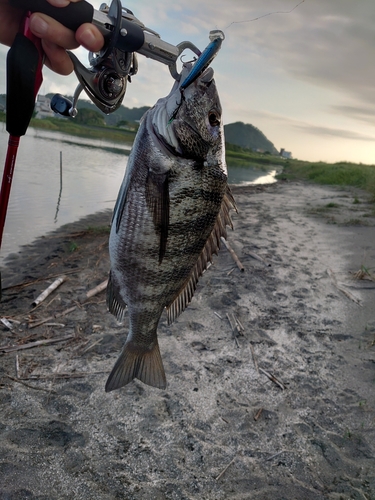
[105,64,235,391]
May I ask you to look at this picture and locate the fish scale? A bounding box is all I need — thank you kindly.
[105,63,236,391]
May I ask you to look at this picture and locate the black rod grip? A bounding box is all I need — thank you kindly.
[9,0,94,32]
[6,33,40,136]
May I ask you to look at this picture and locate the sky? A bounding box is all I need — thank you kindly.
[1,0,374,164]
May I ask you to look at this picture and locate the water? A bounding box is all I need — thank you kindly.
[228,165,278,185]
[0,126,277,262]
[0,126,130,263]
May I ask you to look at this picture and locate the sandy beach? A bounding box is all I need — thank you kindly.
[0,180,374,499]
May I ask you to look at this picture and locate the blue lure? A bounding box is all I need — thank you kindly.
[180,30,225,91]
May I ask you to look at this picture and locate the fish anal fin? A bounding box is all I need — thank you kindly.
[106,271,127,322]
[166,185,236,324]
[145,171,170,264]
[105,341,167,392]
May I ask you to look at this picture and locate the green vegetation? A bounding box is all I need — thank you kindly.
[0,111,137,145]
[278,159,375,200]
[226,143,283,169]
[2,108,375,200]
[224,122,278,154]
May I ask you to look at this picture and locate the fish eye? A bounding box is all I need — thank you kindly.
[208,111,221,127]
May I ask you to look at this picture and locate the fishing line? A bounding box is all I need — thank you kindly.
[225,0,306,30]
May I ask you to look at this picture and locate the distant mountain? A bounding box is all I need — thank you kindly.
[224,121,278,154]
[1,93,279,155]
[45,94,149,126]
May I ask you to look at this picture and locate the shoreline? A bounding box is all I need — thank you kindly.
[1,180,374,499]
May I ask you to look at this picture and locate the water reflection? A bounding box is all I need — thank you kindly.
[0,126,129,263]
[228,166,278,186]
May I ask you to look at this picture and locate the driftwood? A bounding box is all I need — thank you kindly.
[0,335,74,353]
[226,312,244,337]
[215,456,237,481]
[254,408,263,421]
[79,280,108,303]
[6,375,57,394]
[247,250,271,267]
[28,306,77,329]
[32,275,66,307]
[1,318,14,329]
[221,237,244,272]
[3,269,78,292]
[259,367,286,390]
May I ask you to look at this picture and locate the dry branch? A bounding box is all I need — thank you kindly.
[3,269,78,292]
[28,306,77,329]
[32,275,66,307]
[254,408,263,421]
[247,250,271,267]
[1,335,74,353]
[6,375,57,394]
[24,371,107,380]
[259,367,286,390]
[1,318,14,329]
[221,237,244,272]
[215,456,237,481]
[79,279,109,303]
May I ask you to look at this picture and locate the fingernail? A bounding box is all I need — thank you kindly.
[79,28,97,49]
[30,15,49,36]
[50,0,70,6]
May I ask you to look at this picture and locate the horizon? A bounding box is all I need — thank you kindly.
[0,0,374,165]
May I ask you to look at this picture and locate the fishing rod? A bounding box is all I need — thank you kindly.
[0,12,44,298]
[0,0,225,297]
[9,0,224,116]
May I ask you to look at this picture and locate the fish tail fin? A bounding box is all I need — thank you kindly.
[105,341,167,392]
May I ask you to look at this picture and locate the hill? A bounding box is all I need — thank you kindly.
[0,94,279,153]
[44,94,149,127]
[224,121,278,154]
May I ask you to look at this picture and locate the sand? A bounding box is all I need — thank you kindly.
[0,180,374,500]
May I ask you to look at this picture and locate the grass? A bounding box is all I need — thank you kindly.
[2,111,375,199]
[277,159,375,200]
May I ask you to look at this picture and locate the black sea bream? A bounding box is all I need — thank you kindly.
[105,64,236,391]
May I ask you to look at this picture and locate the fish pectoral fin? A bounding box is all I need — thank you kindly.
[105,340,167,392]
[106,271,127,322]
[145,171,170,264]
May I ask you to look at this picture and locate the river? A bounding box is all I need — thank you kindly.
[0,126,276,262]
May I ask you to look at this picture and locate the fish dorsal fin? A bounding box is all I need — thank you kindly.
[166,186,237,324]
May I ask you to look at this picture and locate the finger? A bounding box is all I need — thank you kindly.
[76,23,104,53]
[46,0,82,6]
[41,39,74,75]
[29,12,79,50]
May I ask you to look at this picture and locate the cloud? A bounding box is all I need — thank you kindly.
[293,122,375,142]
[331,104,375,126]
[230,0,375,106]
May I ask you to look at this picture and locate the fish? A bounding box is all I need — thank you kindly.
[105,63,236,392]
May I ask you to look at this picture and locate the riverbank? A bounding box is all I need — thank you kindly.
[0,180,375,499]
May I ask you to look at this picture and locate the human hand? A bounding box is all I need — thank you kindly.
[0,0,104,75]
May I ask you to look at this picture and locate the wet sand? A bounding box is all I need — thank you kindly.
[0,180,374,500]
